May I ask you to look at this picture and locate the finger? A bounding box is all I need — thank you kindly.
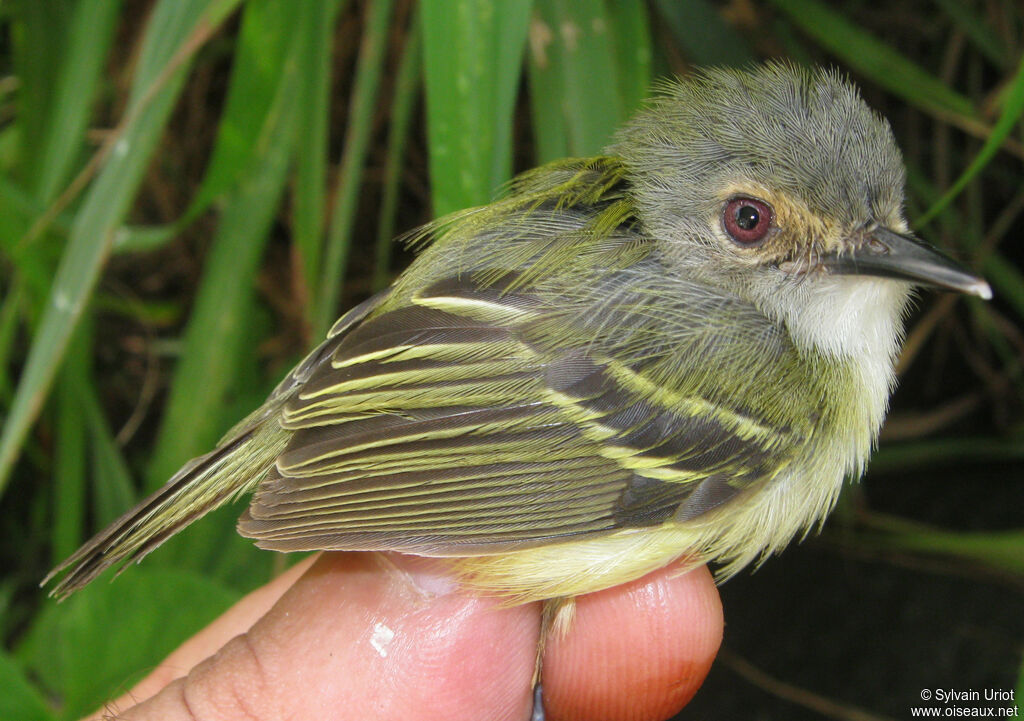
[84,554,319,720]
[542,562,723,721]
[115,552,541,721]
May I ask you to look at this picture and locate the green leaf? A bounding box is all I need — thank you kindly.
[314,0,397,337]
[18,568,238,720]
[983,252,1024,323]
[52,332,89,564]
[421,0,533,216]
[374,9,423,291]
[185,0,297,218]
[858,514,1024,578]
[0,175,74,255]
[770,0,975,119]
[51,316,135,566]
[10,0,75,187]
[917,55,1024,226]
[80,382,136,527]
[605,0,652,117]
[0,279,25,401]
[0,650,56,721]
[293,0,347,326]
[528,0,627,161]
[34,0,123,204]
[874,436,1024,470]
[0,0,246,497]
[932,0,1008,69]
[111,223,179,254]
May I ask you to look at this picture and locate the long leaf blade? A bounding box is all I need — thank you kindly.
[314,0,396,338]
[528,0,625,161]
[0,0,245,496]
[421,0,533,216]
[293,0,347,327]
[34,0,123,204]
[770,0,975,119]
[918,55,1024,226]
[146,1,312,488]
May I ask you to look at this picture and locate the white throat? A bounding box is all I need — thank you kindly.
[774,275,909,439]
[782,276,909,361]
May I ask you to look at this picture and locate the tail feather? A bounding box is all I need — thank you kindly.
[43,421,290,599]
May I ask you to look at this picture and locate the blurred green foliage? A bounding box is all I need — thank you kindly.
[0,1,1020,718]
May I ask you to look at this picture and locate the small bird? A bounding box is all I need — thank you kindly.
[45,63,990,607]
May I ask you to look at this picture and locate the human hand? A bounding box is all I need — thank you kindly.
[84,552,722,721]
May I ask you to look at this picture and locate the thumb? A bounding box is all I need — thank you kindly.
[111,552,540,721]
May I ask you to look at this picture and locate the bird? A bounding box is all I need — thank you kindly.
[45,63,991,610]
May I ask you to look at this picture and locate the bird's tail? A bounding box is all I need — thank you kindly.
[43,418,290,598]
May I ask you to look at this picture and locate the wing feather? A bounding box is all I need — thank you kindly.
[238,271,804,553]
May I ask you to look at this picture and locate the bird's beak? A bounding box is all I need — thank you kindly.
[822,227,992,299]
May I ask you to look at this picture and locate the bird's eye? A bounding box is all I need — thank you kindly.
[722,197,774,246]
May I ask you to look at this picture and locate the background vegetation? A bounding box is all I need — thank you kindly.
[0,1,1021,719]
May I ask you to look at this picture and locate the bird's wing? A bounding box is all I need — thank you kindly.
[238,274,803,555]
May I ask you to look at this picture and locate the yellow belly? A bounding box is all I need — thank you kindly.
[452,524,705,604]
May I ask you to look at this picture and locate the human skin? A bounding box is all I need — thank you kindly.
[84,553,723,721]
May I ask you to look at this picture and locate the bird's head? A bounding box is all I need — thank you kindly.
[612,63,990,358]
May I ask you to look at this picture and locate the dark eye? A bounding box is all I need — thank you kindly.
[722,197,774,245]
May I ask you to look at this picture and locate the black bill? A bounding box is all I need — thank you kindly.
[824,227,992,299]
